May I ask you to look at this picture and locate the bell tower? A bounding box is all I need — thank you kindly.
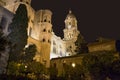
[27,10,52,68]
[63,10,80,56]
[63,10,79,41]
[65,10,77,29]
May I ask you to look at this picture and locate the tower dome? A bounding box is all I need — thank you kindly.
[64,10,77,29]
[66,10,76,19]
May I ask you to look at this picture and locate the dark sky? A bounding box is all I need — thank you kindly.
[31,0,120,42]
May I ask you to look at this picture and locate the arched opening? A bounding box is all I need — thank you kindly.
[43,29,46,32]
[49,21,51,23]
[48,30,51,33]
[42,38,45,42]
[26,2,29,4]
[48,40,51,43]
[44,19,47,22]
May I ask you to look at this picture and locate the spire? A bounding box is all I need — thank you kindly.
[66,9,75,19]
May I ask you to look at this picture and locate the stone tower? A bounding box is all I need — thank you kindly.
[28,10,52,68]
[2,0,32,13]
[63,10,79,55]
[2,0,35,38]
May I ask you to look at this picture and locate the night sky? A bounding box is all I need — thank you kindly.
[31,0,120,42]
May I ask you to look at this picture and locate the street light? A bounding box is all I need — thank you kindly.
[24,65,28,78]
[72,63,76,68]
[25,65,27,69]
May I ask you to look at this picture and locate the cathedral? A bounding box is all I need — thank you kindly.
[1,0,120,75]
[0,0,83,68]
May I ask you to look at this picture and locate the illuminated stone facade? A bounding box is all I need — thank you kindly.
[27,9,52,68]
[63,10,80,55]
[0,0,81,67]
[50,32,66,59]
[2,0,35,36]
[51,55,84,77]
[50,10,80,59]
[0,6,13,74]
[0,6,13,35]
[0,0,52,68]
[0,0,5,6]
[87,40,116,53]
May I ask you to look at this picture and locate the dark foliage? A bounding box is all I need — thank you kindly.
[22,44,36,62]
[82,51,115,80]
[75,33,87,54]
[8,4,28,61]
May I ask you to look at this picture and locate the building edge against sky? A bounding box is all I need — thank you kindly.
[0,0,84,68]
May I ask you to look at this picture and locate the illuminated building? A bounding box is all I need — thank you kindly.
[0,0,83,68]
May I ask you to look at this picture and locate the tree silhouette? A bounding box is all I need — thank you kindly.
[75,33,87,54]
[82,51,114,80]
[8,4,28,61]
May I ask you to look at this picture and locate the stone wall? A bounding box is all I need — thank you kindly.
[28,36,51,68]
[88,40,116,53]
[0,6,13,35]
[51,55,84,77]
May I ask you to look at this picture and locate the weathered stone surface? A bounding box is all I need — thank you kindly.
[88,40,116,52]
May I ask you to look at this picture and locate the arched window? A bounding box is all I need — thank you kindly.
[31,20,33,23]
[26,2,29,4]
[43,29,46,32]
[44,16,47,22]
[69,46,72,49]
[42,38,45,42]
[48,40,51,43]
[48,30,51,33]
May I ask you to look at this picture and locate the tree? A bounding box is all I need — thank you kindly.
[50,66,58,80]
[63,64,86,80]
[7,44,37,79]
[7,4,30,77]
[7,44,47,79]
[110,59,120,79]
[27,61,46,80]
[8,4,28,61]
[82,51,115,80]
[75,33,87,54]
[22,44,36,62]
[7,61,19,76]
